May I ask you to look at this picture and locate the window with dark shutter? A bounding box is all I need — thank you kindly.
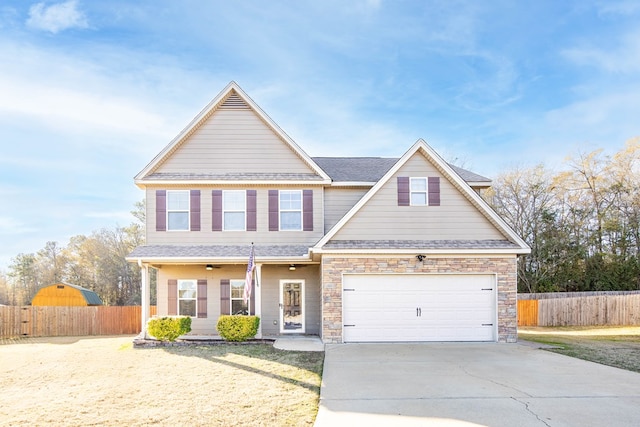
[303,190,313,231]
[246,190,257,231]
[428,177,440,206]
[212,190,222,231]
[220,279,230,315]
[397,177,410,206]
[167,279,177,315]
[197,279,207,318]
[156,190,167,231]
[268,190,279,231]
[190,190,201,231]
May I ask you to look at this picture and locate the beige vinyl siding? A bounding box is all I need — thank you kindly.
[259,265,321,336]
[323,187,369,232]
[331,153,505,241]
[147,186,324,245]
[155,109,316,175]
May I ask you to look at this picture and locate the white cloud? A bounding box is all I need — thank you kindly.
[563,28,640,73]
[27,0,88,34]
[0,217,37,235]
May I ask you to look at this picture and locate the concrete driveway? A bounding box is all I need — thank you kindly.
[315,342,640,426]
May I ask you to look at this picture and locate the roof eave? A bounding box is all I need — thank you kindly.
[134,179,331,187]
[311,247,530,256]
[125,255,314,264]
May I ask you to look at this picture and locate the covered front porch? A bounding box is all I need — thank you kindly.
[127,244,321,340]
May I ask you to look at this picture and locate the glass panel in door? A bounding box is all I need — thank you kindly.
[280,280,305,333]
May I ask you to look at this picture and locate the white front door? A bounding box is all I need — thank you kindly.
[280,280,305,333]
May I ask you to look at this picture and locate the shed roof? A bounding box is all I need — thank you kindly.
[37,283,103,306]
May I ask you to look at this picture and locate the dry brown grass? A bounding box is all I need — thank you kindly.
[0,336,324,426]
[519,326,640,373]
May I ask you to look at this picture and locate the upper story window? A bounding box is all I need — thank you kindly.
[178,279,197,317]
[167,190,190,230]
[223,190,246,231]
[410,178,428,206]
[279,190,302,230]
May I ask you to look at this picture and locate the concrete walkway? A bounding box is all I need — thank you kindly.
[273,335,324,352]
[315,342,640,426]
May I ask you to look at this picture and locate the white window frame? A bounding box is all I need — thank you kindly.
[230,279,251,315]
[410,177,428,206]
[279,190,302,231]
[178,279,197,317]
[166,190,190,231]
[222,190,246,231]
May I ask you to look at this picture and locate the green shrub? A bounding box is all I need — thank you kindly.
[216,315,260,342]
[147,316,192,342]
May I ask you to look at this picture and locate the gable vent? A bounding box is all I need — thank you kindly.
[220,92,249,109]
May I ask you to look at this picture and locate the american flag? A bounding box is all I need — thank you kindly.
[243,244,255,304]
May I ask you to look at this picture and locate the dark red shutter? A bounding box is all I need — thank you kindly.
[190,190,201,231]
[397,177,410,206]
[268,190,279,231]
[303,190,313,231]
[246,190,257,231]
[428,177,440,206]
[197,279,207,318]
[250,280,256,315]
[220,279,230,315]
[156,190,166,231]
[167,279,177,315]
[212,190,222,231]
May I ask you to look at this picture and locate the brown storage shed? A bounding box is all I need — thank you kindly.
[31,283,103,306]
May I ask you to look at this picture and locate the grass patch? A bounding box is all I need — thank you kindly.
[162,343,324,426]
[520,328,640,373]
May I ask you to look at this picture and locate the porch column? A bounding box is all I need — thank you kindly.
[255,263,262,338]
[139,261,150,338]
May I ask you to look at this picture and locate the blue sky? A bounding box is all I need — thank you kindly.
[0,0,639,270]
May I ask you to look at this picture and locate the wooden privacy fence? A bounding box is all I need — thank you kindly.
[518,291,640,327]
[0,306,157,338]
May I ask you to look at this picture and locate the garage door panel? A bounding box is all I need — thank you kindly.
[343,274,496,342]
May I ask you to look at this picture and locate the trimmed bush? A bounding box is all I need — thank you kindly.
[216,315,260,342]
[147,316,192,342]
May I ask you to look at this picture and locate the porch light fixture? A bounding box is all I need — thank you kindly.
[289,264,296,271]
[205,264,214,271]
[416,254,426,262]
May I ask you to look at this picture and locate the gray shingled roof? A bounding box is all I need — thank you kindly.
[127,245,310,259]
[312,157,398,182]
[322,240,520,250]
[312,157,491,183]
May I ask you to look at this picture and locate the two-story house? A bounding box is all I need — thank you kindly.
[127,82,530,344]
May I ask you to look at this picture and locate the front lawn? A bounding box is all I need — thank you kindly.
[0,336,324,426]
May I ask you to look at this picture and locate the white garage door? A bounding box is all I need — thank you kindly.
[343,274,496,342]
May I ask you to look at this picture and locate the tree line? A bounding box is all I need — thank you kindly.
[2,140,640,304]
[486,138,640,293]
[0,202,156,306]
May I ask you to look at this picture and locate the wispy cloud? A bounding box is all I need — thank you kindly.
[563,28,640,73]
[26,0,88,34]
[596,0,640,16]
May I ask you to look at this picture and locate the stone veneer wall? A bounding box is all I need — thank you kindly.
[321,255,518,343]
